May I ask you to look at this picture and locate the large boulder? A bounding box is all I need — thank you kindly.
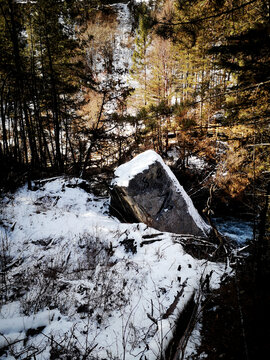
[110,150,211,237]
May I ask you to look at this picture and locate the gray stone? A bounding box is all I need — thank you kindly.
[110,150,210,237]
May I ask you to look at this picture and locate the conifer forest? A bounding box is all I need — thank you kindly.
[0,0,269,359]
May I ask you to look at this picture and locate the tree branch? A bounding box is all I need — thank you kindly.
[158,0,257,26]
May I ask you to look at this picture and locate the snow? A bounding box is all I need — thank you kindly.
[134,0,151,3]
[188,156,208,170]
[112,149,211,235]
[0,309,60,337]
[167,148,209,171]
[183,321,204,359]
[112,149,161,187]
[112,2,133,78]
[0,176,230,359]
[104,2,133,114]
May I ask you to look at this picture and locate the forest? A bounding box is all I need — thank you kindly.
[1,0,269,214]
[0,0,270,359]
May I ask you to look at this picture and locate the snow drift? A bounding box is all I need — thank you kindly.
[0,176,228,359]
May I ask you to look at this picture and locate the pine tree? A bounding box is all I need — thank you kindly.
[208,1,270,193]
[130,12,152,106]
[0,0,93,178]
[0,0,36,172]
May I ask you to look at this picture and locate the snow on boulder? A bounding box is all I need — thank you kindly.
[110,150,211,237]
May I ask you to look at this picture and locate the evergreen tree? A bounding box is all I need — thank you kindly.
[0,0,35,173]
[30,0,83,171]
[0,0,95,181]
[130,12,152,106]
[208,1,270,194]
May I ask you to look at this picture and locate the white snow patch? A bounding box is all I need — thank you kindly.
[0,309,60,335]
[188,156,208,170]
[0,176,229,359]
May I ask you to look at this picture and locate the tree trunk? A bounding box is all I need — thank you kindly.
[46,34,63,171]
[81,91,106,177]
[0,78,9,157]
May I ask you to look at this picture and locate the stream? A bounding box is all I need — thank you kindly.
[214,217,254,245]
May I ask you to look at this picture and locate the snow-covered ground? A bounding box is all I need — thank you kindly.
[0,176,230,359]
[167,149,209,171]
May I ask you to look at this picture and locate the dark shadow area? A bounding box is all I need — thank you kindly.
[197,239,270,359]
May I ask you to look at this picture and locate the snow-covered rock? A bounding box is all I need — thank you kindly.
[110,150,211,237]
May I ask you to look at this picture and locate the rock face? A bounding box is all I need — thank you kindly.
[110,150,210,237]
